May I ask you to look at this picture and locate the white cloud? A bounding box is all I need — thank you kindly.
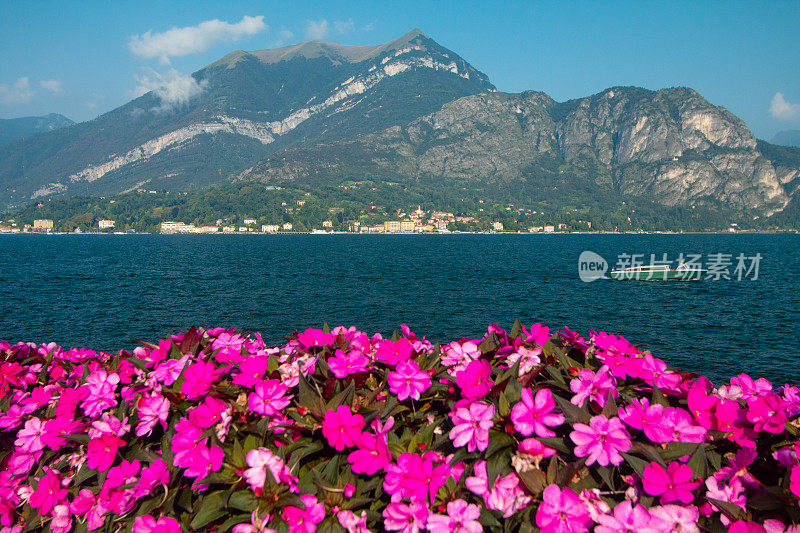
[273,28,294,46]
[0,77,35,105]
[770,92,800,121]
[334,20,355,34]
[134,68,207,110]
[305,19,329,40]
[40,79,63,95]
[85,93,104,110]
[128,15,268,64]
[363,21,375,31]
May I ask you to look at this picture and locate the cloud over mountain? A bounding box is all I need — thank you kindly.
[134,68,207,109]
[770,92,800,122]
[305,19,329,40]
[0,77,34,105]
[128,15,268,64]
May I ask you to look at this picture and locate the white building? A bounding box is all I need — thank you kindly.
[243,218,257,225]
[322,220,333,228]
[282,222,293,231]
[544,225,555,233]
[492,221,504,231]
[98,219,115,230]
[262,224,279,233]
[33,219,53,230]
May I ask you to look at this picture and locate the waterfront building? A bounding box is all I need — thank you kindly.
[98,219,115,230]
[282,223,293,230]
[400,220,415,232]
[384,220,401,233]
[262,225,279,233]
[492,222,504,231]
[544,225,555,233]
[243,218,257,225]
[322,220,333,228]
[33,219,54,230]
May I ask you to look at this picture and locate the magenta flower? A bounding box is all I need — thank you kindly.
[328,349,370,378]
[180,360,223,400]
[104,459,141,490]
[687,380,718,429]
[28,469,67,515]
[454,359,493,399]
[569,366,617,408]
[81,369,120,417]
[705,476,746,525]
[132,515,182,533]
[348,431,391,475]
[248,379,293,416]
[618,398,667,442]
[383,452,450,503]
[569,415,631,466]
[86,434,125,471]
[523,323,550,346]
[375,339,413,365]
[427,499,482,533]
[50,504,72,533]
[297,328,336,349]
[535,484,592,533]
[642,461,700,504]
[595,501,652,533]
[188,396,228,429]
[388,359,431,401]
[282,494,325,533]
[660,407,707,443]
[233,356,269,388]
[510,388,565,438]
[449,400,495,452]
[322,406,364,451]
[337,510,370,533]
[746,394,788,433]
[383,501,429,533]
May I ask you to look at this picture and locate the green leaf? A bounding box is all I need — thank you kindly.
[498,392,510,417]
[509,319,523,340]
[686,444,707,479]
[486,447,513,487]
[228,490,257,512]
[479,332,500,354]
[707,498,746,521]
[484,431,516,459]
[660,442,701,462]
[325,380,355,411]
[620,452,649,476]
[538,437,571,454]
[216,513,254,533]
[518,468,546,495]
[552,394,591,424]
[191,491,228,529]
[63,433,90,444]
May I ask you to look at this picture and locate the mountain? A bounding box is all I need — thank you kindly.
[772,130,800,147]
[0,29,494,205]
[0,113,74,146]
[239,87,799,216]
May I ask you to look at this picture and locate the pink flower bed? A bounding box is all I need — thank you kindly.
[1,322,799,532]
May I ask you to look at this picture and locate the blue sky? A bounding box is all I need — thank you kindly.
[0,0,798,138]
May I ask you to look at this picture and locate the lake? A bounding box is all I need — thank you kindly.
[1,233,797,384]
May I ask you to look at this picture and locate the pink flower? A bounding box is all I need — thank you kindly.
[791,464,800,499]
[510,388,565,438]
[687,380,718,429]
[535,484,591,533]
[232,511,276,533]
[328,349,369,378]
[248,379,292,416]
[648,505,699,532]
[388,359,430,401]
[337,510,371,533]
[81,369,120,417]
[244,448,297,493]
[426,499,482,533]
[132,515,182,533]
[28,469,67,515]
[180,361,223,400]
[383,501,429,533]
[595,501,652,533]
[188,396,228,429]
[570,366,617,408]
[504,346,542,376]
[134,459,170,498]
[86,435,125,472]
[449,401,495,452]
[454,359,492,399]
[50,504,72,533]
[136,394,169,437]
[642,461,700,504]
[283,494,325,533]
[569,415,631,466]
[464,461,530,516]
[322,406,364,451]
[705,476,745,525]
[14,417,46,453]
[746,394,788,433]
[105,459,141,490]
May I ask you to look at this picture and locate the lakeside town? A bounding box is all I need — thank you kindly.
[2,204,579,235]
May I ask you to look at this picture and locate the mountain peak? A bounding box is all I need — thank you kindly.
[208,28,433,69]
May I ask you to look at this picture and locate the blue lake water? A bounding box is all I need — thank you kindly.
[0,233,797,384]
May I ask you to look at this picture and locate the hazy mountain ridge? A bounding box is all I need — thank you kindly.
[0,29,494,204]
[772,130,800,148]
[240,87,799,216]
[0,113,74,147]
